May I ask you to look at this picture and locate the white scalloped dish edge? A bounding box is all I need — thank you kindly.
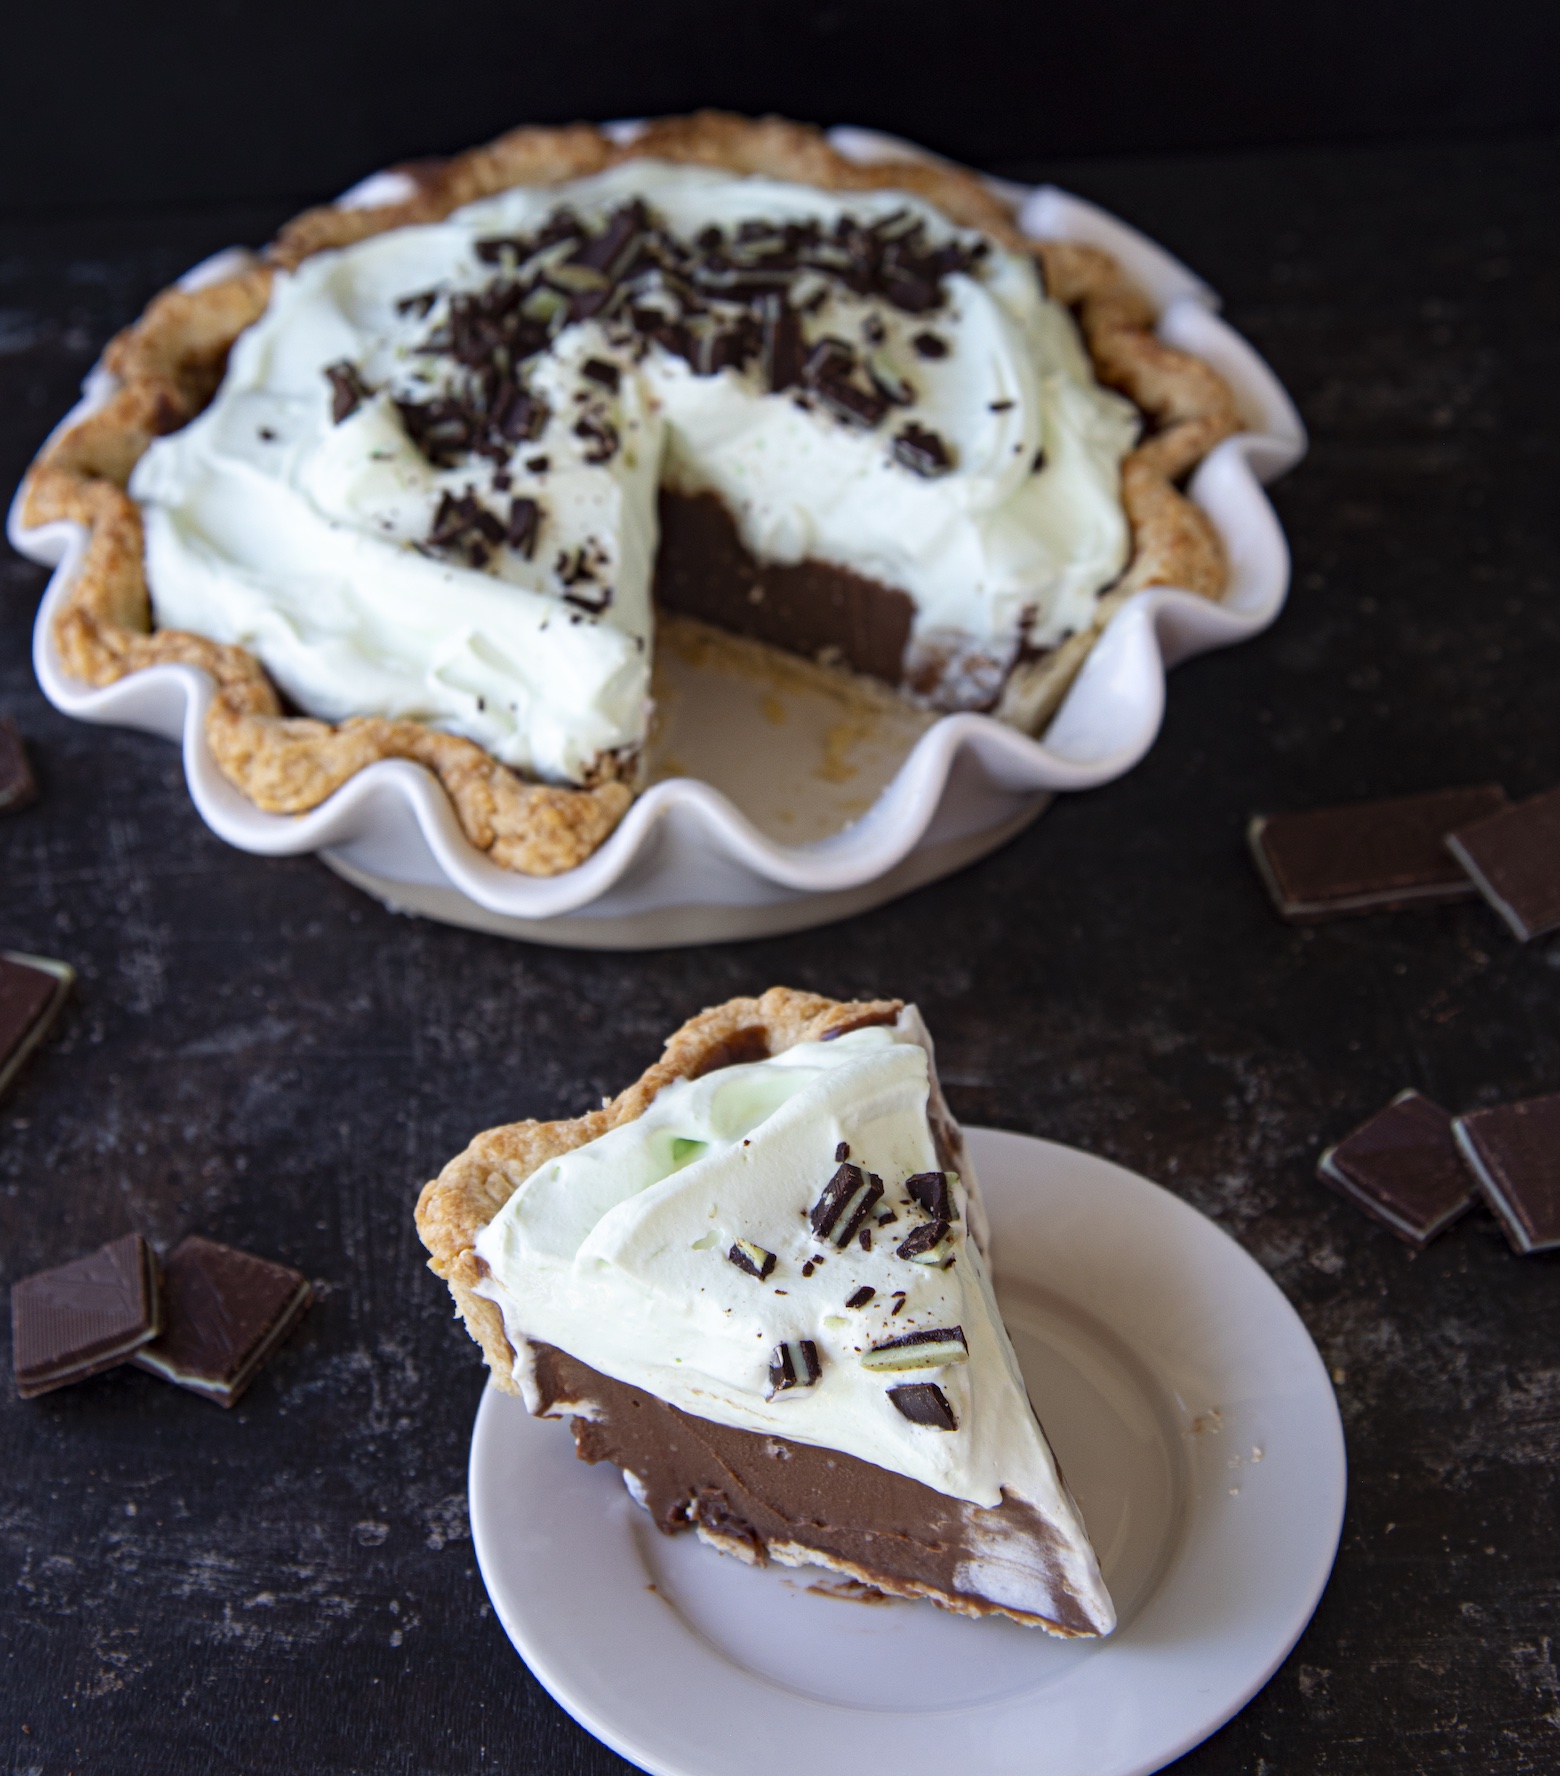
[11,128,1305,940]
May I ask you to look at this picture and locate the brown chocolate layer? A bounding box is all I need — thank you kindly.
[653,489,915,689]
[532,1342,1097,1634]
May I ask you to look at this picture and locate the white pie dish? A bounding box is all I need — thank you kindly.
[468,1125,1346,1776]
[12,130,1305,949]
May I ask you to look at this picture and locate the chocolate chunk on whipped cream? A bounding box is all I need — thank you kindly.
[888,1382,958,1430]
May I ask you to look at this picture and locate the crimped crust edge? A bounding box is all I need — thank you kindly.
[414,986,903,1393]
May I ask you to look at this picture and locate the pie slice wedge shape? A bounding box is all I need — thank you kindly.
[417,988,1114,1635]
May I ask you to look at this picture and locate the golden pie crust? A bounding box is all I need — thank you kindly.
[416,986,908,1389]
[21,112,1242,876]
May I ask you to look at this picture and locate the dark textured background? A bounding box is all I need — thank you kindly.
[4,0,1560,215]
[3,53,1560,1776]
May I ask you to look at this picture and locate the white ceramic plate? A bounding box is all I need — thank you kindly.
[13,133,1306,948]
[468,1127,1346,1776]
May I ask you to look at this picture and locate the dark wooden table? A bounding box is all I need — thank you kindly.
[3,134,1557,1775]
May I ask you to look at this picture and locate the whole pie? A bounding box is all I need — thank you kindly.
[22,114,1240,875]
[416,987,1115,1635]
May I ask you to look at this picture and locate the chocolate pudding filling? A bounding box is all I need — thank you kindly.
[532,1342,1098,1635]
[653,489,1018,711]
[653,489,916,689]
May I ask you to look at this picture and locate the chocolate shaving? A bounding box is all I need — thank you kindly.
[845,1286,875,1309]
[324,361,373,424]
[887,1382,957,1430]
[505,496,540,558]
[835,1141,850,1162]
[386,195,986,502]
[426,490,506,569]
[581,357,622,393]
[912,332,948,359]
[892,423,954,478]
[573,412,620,464]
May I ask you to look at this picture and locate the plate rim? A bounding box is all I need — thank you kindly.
[467,1126,1347,1776]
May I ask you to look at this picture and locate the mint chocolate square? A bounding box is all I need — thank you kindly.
[1445,785,1560,941]
[12,1233,161,1398]
[0,951,74,1102]
[0,717,38,815]
[1317,1090,1475,1248]
[1453,1094,1560,1255]
[1248,785,1508,920]
[133,1236,311,1407]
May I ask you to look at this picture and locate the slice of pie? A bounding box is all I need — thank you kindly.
[416,987,1114,1635]
[23,113,1239,877]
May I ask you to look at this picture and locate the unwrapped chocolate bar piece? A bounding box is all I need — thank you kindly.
[11,1233,162,1398]
[0,951,74,1101]
[133,1235,311,1406]
[1317,1090,1475,1247]
[1249,785,1508,920]
[0,717,38,814]
[1445,785,1560,942]
[1453,1094,1560,1255]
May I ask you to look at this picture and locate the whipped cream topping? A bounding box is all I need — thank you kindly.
[131,160,1137,786]
[472,1010,1108,1632]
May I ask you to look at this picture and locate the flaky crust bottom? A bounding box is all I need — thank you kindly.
[414,986,902,1391]
[21,111,1241,872]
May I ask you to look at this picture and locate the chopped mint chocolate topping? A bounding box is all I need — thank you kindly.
[325,361,373,424]
[892,422,954,478]
[810,1162,884,1248]
[862,1326,968,1372]
[895,1217,953,1264]
[427,490,506,568]
[505,496,540,558]
[728,1239,777,1281]
[372,195,989,569]
[888,1381,958,1430]
[581,357,622,392]
[768,1338,822,1397]
[905,1170,956,1222]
